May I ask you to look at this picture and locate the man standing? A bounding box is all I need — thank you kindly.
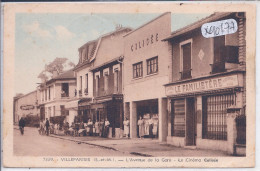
[45,118,50,136]
[19,117,26,135]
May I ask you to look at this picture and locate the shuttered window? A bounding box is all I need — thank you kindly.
[172,99,185,137]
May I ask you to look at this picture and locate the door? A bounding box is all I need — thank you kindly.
[186,98,196,146]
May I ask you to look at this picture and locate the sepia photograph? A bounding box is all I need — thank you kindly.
[2,2,256,168]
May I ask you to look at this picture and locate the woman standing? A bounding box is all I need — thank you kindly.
[123,117,130,138]
[137,116,145,139]
[104,118,110,138]
[95,121,100,136]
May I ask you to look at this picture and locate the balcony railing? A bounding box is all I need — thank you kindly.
[61,92,69,98]
[84,88,88,95]
[179,69,192,80]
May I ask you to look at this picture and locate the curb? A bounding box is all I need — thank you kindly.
[49,135,153,157]
[49,135,119,151]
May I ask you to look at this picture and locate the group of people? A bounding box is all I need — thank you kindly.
[137,115,158,139]
[39,118,50,136]
[63,118,111,138]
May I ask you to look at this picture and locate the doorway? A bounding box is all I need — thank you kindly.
[186,97,196,146]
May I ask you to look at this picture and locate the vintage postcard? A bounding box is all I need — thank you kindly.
[2,2,256,168]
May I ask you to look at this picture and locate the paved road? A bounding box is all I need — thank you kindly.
[13,127,131,156]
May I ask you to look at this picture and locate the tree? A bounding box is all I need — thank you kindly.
[38,57,75,81]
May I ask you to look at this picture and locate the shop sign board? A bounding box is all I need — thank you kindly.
[20,105,35,110]
[165,74,239,96]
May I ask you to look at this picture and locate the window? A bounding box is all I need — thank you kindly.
[104,71,109,92]
[114,69,119,93]
[133,62,143,78]
[60,105,66,116]
[95,75,99,96]
[202,94,236,140]
[147,56,158,75]
[79,76,82,96]
[180,40,192,79]
[85,74,88,95]
[171,99,185,137]
[45,89,47,101]
[48,87,51,100]
[212,36,239,74]
[53,106,55,116]
[61,83,69,97]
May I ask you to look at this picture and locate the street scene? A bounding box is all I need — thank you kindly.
[13,11,246,157]
[14,126,229,157]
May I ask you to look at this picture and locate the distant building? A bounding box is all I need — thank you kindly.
[38,70,76,123]
[13,91,38,124]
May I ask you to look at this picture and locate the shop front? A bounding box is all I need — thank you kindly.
[165,72,244,152]
[92,94,123,138]
[78,98,92,123]
[123,12,171,142]
[136,99,159,138]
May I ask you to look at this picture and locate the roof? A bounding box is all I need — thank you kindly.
[162,12,233,41]
[90,56,122,71]
[46,69,75,84]
[74,27,132,71]
[123,12,171,37]
[14,90,37,100]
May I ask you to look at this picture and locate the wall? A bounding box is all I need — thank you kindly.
[16,91,37,119]
[124,12,171,102]
[171,29,213,82]
[94,29,131,67]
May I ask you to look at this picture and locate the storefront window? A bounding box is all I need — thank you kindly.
[202,94,236,140]
[171,99,185,137]
[147,56,158,75]
[133,62,143,78]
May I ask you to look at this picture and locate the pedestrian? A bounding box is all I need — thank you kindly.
[138,116,145,139]
[19,117,26,135]
[39,120,44,135]
[152,118,159,138]
[95,121,100,136]
[78,121,85,136]
[123,117,130,138]
[87,119,93,136]
[45,118,50,136]
[104,118,110,138]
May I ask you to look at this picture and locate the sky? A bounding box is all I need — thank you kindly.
[15,13,211,95]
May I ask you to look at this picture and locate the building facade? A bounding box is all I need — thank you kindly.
[123,12,171,141]
[13,91,38,123]
[91,27,132,138]
[163,12,246,152]
[38,70,76,123]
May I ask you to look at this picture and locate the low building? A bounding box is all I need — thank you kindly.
[38,70,76,124]
[13,91,38,123]
[163,12,246,153]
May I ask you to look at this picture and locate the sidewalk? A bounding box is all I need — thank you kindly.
[49,133,231,157]
[13,126,231,157]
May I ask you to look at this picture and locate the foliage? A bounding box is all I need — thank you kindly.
[38,57,75,81]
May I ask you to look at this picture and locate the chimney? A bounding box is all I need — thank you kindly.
[115,24,122,30]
